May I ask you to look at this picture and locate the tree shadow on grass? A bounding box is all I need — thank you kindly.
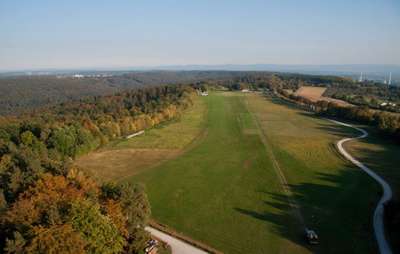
[250,95,393,253]
[336,131,400,253]
[316,119,361,135]
[266,96,309,111]
[235,170,379,254]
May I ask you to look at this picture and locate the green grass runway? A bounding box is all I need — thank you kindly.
[128,92,380,254]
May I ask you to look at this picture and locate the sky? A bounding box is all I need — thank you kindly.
[0,0,399,71]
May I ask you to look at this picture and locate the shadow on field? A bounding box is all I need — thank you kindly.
[235,94,385,253]
[234,169,379,253]
[316,122,360,138]
[337,131,400,253]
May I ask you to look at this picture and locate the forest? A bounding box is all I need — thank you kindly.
[0,84,193,253]
[323,81,400,113]
[2,71,398,115]
[0,71,245,115]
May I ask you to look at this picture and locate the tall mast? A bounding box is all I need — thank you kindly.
[388,72,392,86]
[358,72,363,82]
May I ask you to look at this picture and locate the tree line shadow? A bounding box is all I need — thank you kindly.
[236,96,387,253]
[235,168,380,253]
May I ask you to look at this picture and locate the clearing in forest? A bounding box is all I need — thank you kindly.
[74,95,207,181]
[127,92,379,254]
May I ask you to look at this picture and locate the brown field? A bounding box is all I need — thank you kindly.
[294,86,350,106]
[75,148,181,182]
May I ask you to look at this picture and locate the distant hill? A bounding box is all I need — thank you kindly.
[0,71,248,115]
[145,64,400,84]
[1,68,398,115]
[2,64,398,85]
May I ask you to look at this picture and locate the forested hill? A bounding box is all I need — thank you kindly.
[2,70,399,116]
[0,71,246,115]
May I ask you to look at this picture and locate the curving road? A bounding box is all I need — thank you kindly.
[328,119,393,254]
[145,226,208,254]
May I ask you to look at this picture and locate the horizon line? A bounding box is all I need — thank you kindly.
[1,63,400,73]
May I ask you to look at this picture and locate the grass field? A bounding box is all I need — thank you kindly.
[74,96,207,181]
[245,94,379,253]
[126,92,379,254]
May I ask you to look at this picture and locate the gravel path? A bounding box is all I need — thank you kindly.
[145,227,208,254]
[329,119,393,254]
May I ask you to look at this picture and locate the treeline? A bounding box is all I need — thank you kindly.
[3,71,399,115]
[217,73,400,113]
[213,73,400,142]
[216,73,351,92]
[324,82,400,113]
[0,85,193,253]
[279,90,400,143]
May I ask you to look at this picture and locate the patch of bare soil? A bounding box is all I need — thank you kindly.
[295,86,351,106]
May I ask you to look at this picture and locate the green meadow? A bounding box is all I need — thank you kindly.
[126,92,379,254]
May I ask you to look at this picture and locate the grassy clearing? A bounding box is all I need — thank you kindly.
[129,92,305,254]
[80,91,383,253]
[128,92,380,254]
[74,96,207,181]
[108,96,207,150]
[74,148,181,182]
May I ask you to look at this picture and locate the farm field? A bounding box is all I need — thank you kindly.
[126,92,379,254]
[74,95,207,181]
[294,86,350,106]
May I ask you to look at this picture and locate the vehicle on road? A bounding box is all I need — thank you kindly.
[305,228,319,245]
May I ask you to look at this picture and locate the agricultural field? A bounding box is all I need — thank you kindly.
[123,92,379,254]
[294,86,350,106]
[74,95,207,181]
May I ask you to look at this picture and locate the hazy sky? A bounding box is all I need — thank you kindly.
[1,0,399,70]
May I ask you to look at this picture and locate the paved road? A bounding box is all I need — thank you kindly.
[329,119,393,254]
[145,226,208,254]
